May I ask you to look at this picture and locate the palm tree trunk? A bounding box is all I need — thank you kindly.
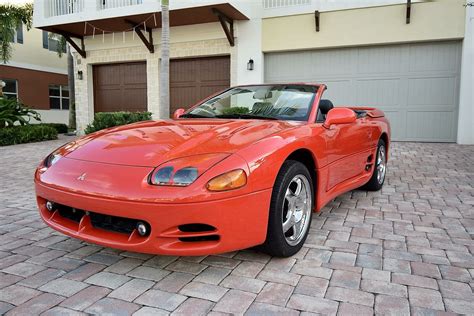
[159,0,170,118]
[67,45,76,130]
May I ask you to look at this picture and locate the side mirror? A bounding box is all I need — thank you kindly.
[323,108,357,129]
[173,108,185,119]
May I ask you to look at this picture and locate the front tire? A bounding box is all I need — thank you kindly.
[260,160,314,257]
[363,139,387,191]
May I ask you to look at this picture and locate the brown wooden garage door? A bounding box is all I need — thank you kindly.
[170,56,230,114]
[93,62,147,113]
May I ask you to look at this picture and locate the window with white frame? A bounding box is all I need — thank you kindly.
[49,85,69,110]
[1,79,18,99]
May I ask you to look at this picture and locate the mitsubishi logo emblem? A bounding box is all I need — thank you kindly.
[77,173,87,181]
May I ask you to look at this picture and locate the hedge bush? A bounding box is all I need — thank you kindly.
[39,123,69,134]
[85,111,152,134]
[0,124,58,146]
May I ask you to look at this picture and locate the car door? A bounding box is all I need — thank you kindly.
[324,116,372,191]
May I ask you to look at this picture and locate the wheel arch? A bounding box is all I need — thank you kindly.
[380,132,389,158]
[284,148,318,202]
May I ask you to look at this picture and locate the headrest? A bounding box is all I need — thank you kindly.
[253,89,272,100]
[319,99,334,114]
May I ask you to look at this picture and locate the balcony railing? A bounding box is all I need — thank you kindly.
[46,0,84,17]
[97,0,143,10]
[45,0,144,17]
[262,0,311,9]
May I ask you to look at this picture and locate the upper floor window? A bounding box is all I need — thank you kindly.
[42,31,66,53]
[49,85,69,110]
[0,24,23,44]
[1,79,18,99]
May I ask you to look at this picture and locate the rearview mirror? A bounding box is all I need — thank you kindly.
[323,108,356,129]
[173,108,185,119]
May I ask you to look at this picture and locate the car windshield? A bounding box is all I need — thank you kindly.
[184,85,317,121]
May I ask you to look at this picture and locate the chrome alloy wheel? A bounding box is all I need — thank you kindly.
[376,145,387,184]
[282,175,312,246]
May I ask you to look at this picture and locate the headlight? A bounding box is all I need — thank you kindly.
[149,154,229,187]
[44,153,62,168]
[150,166,199,186]
[206,169,247,191]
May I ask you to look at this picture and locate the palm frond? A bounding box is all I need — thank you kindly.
[0,3,33,63]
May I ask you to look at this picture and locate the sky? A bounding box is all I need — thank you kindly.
[0,0,32,4]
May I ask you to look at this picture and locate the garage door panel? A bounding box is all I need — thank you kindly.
[311,50,354,77]
[382,111,405,140]
[170,56,230,114]
[356,79,401,107]
[409,42,460,73]
[320,80,353,105]
[406,111,456,141]
[407,77,456,106]
[265,41,461,142]
[93,62,147,113]
[357,46,405,74]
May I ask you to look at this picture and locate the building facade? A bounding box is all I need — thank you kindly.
[0,25,69,124]
[33,0,473,144]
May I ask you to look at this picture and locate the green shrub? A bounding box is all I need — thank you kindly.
[222,107,250,115]
[0,124,57,146]
[85,111,152,134]
[0,97,41,127]
[39,123,69,134]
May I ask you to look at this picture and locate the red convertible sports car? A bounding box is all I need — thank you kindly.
[35,83,390,257]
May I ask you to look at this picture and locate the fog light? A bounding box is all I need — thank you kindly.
[136,222,149,237]
[46,201,54,211]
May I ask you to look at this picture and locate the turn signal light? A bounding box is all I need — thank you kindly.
[206,169,247,191]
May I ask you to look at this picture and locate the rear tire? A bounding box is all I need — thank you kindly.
[362,139,387,191]
[260,160,314,257]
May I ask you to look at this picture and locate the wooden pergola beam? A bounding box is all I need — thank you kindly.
[212,8,234,47]
[52,28,86,58]
[406,0,411,24]
[125,19,154,53]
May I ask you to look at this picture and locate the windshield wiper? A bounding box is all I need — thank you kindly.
[215,113,278,120]
[179,113,214,118]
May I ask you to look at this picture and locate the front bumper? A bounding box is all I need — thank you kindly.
[35,181,271,256]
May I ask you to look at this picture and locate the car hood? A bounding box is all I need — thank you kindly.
[66,119,301,167]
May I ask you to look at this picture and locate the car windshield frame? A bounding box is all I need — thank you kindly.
[182,84,318,122]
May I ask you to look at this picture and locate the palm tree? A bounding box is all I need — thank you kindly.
[49,34,75,130]
[0,3,33,64]
[160,0,170,118]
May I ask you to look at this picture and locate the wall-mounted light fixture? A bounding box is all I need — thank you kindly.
[247,59,254,71]
[77,70,83,80]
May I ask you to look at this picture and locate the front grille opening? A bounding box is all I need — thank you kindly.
[178,223,216,233]
[90,212,141,235]
[53,203,150,236]
[58,206,85,223]
[179,235,220,242]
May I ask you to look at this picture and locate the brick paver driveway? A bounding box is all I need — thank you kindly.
[1,136,473,315]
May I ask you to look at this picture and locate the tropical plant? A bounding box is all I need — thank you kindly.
[0,97,40,128]
[0,3,33,63]
[159,0,170,118]
[84,111,152,134]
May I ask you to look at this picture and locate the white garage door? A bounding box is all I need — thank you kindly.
[265,42,461,142]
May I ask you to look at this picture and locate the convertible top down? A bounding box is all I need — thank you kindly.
[35,83,390,257]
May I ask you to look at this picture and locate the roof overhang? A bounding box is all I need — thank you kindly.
[39,3,248,38]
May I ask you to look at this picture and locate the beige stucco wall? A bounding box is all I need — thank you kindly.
[74,22,233,133]
[8,27,67,74]
[262,0,466,52]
